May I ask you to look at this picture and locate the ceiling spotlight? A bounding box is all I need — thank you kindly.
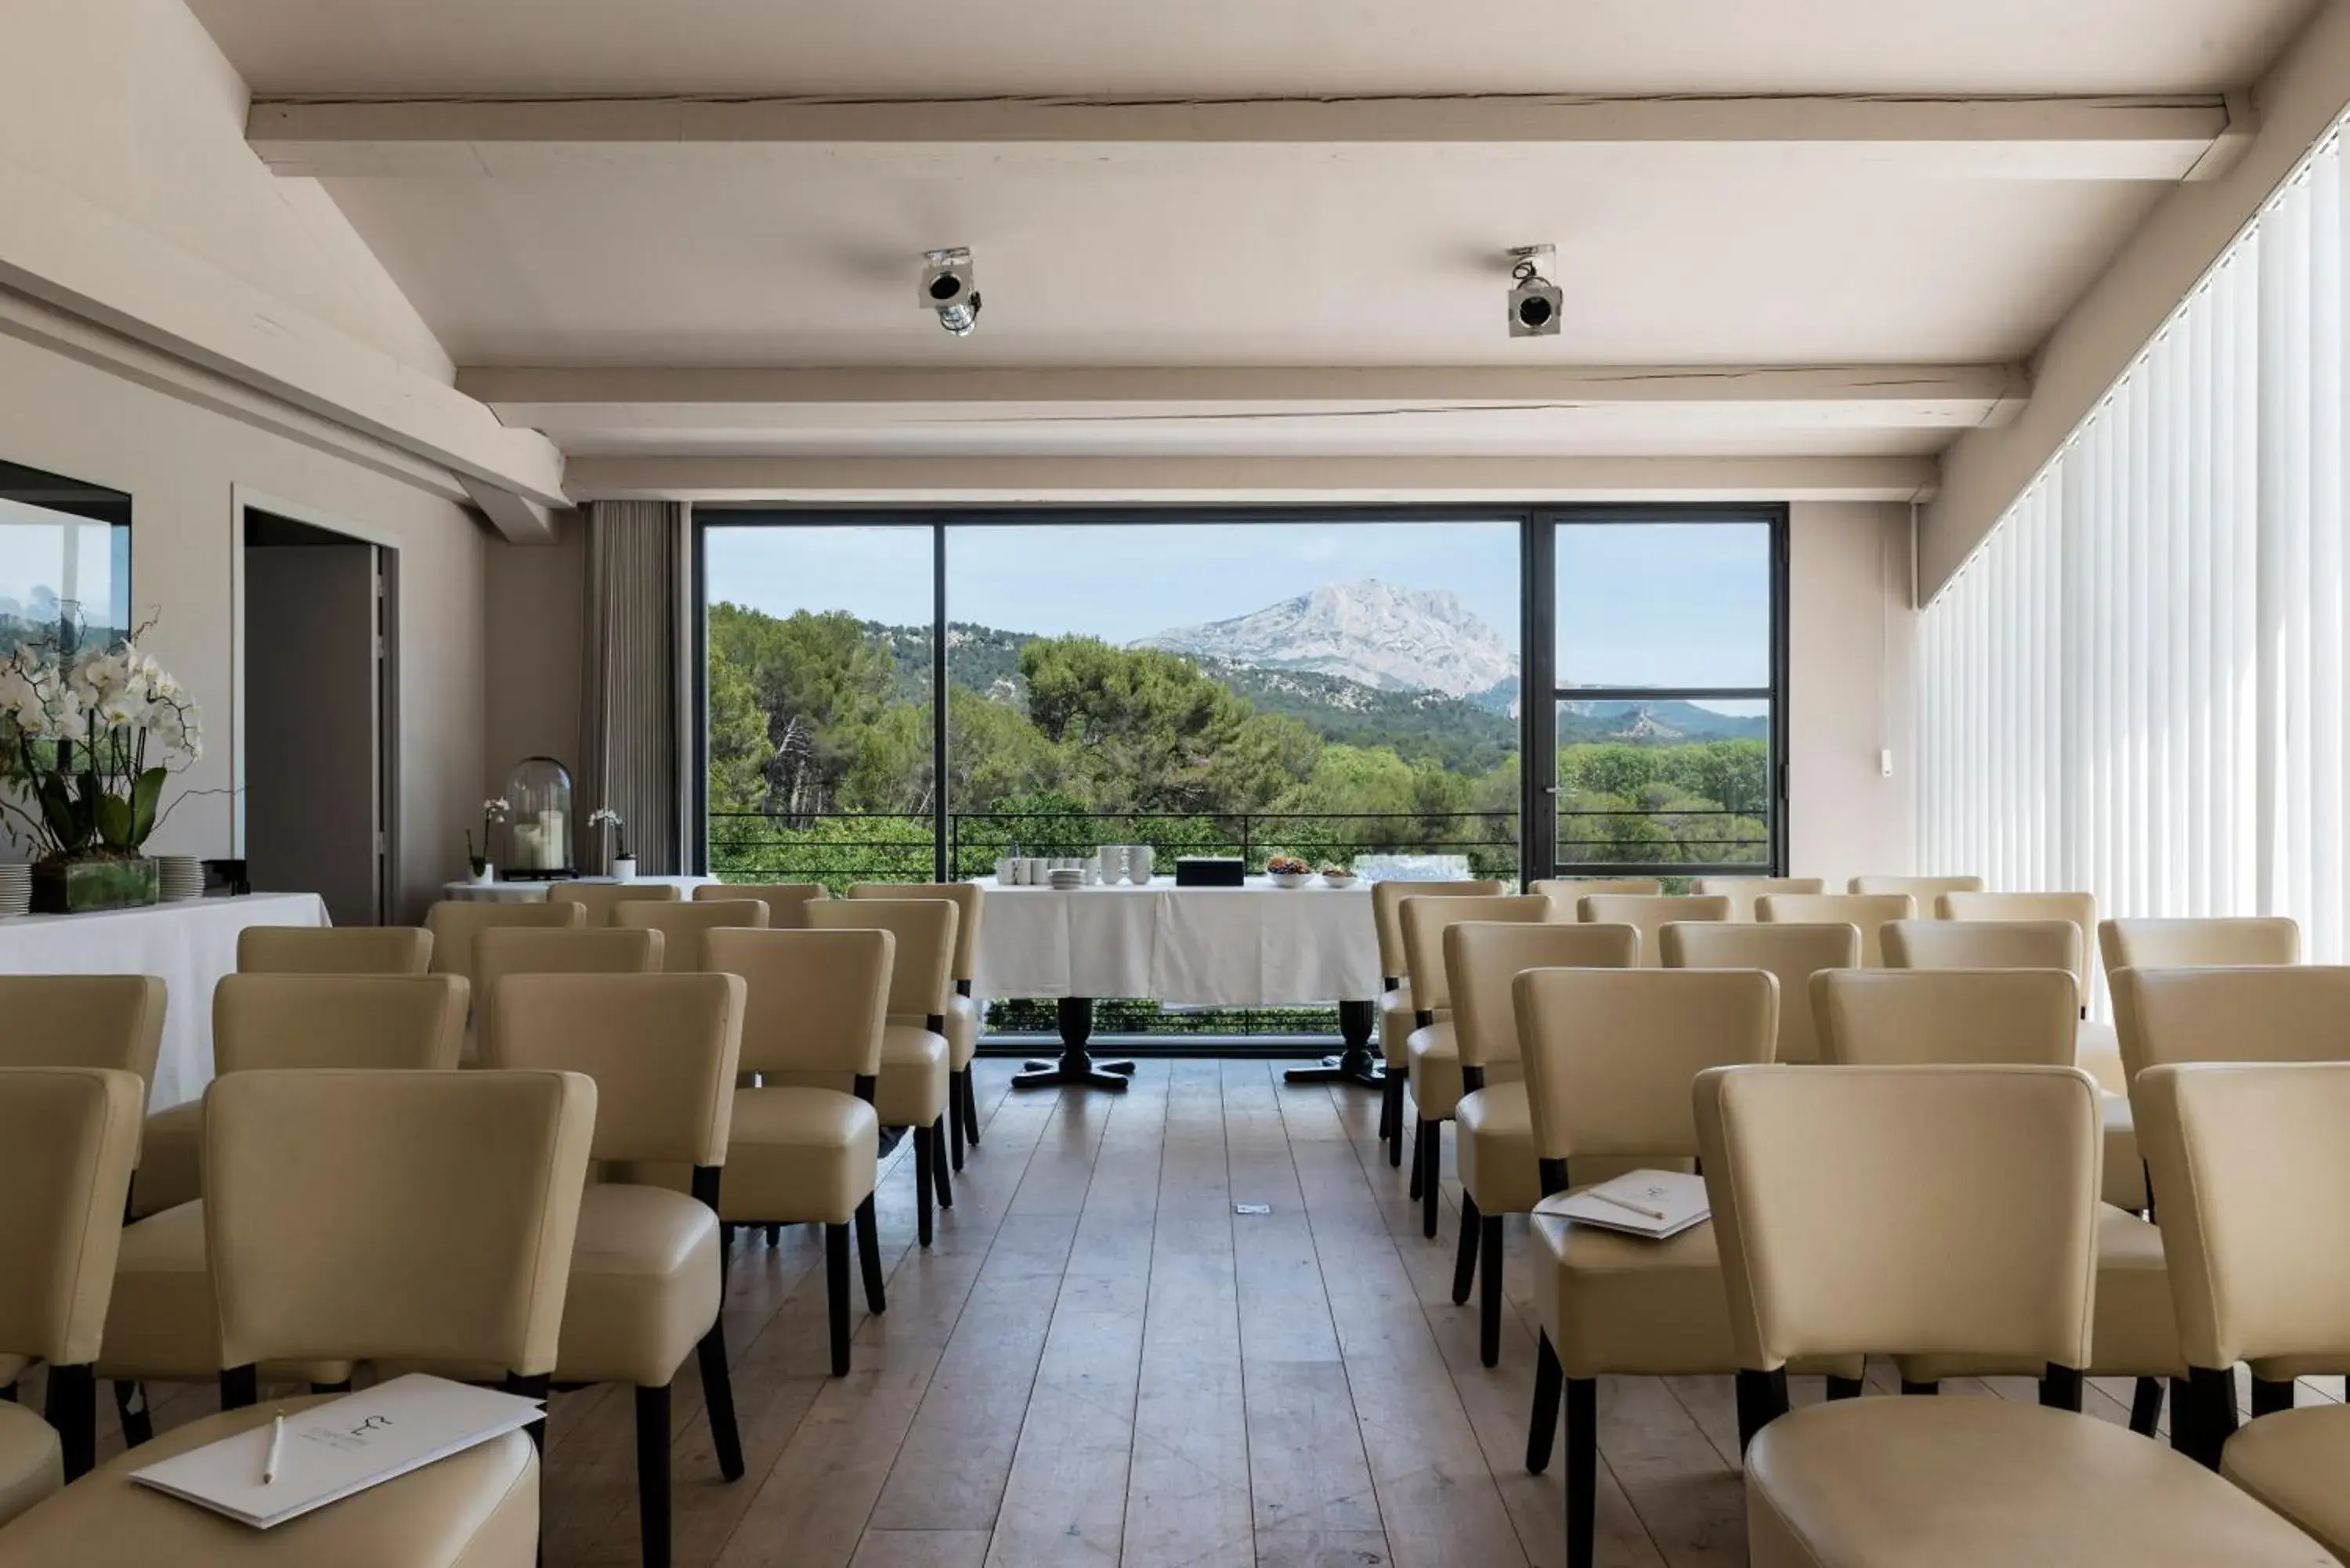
[919,247,982,336]
[1506,244,1561,338]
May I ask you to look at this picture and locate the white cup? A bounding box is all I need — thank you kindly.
[996,857,1017,886]
[1096,846,1126,883]
[1128,846,1155,884]
[1022,858,1046,884]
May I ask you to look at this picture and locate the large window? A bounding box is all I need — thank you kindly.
[0,460,132,655]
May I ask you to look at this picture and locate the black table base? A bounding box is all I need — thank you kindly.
[1282,999,1383,1088]
[1012,998,1137,1093]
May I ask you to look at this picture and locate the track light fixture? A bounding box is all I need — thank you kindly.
[918,247,982,336]
[1506,244,1561,338]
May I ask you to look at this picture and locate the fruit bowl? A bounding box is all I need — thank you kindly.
[1269,871,1313,888]
[1320,870,1358,890]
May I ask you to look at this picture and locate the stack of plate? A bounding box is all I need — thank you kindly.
[0,862,28,917]
[1047,865,1085,891]
[157,855,204,902]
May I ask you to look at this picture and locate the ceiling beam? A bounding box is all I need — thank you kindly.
[250,93,2244,182]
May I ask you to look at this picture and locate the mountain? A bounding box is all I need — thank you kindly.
[1558,699,1769,744]
[1136,580,1518,698]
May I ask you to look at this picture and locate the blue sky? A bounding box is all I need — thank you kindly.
[704,517,1770,689]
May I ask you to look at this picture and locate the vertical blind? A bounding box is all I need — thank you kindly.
[1920,125,2350,961]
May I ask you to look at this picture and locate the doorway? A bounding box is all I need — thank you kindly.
[241,509,396,925]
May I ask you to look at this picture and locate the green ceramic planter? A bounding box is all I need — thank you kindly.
[31,855,160,915]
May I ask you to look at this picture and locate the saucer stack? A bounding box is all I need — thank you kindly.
[1047,865,1085,891]
[157,855,205,902]
[0,863,28,917]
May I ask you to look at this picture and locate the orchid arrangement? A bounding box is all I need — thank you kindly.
[0,627,204,863]
[588,804,630,861]
[468,797,510,873]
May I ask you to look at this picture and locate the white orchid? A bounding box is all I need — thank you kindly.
[0,627,204,860]
[483,797,512,821]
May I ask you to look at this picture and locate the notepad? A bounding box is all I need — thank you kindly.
[1537,1169,1712,1240]
[130,1374,544,1529]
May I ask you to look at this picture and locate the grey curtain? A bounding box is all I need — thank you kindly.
[579,500,683,873]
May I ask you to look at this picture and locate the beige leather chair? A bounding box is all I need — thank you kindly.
[0,1068,142,1504]
[0,976,166,1107]
[1693,876,1826,922]
[1401,893,1550,1237]
[472,927,663,1064]
[423,898,585,988]
[1575,894,1730,965]
[1661,923,1858,1065]
[485,973,747,1568]
[1529,878,1661,919]
[1447,922,1637,1366]
[701,928,889,1376]
[1757,892,1914,965]
[237,925,432,974]
[104,976,472,1436]
[614,898,771,973]
[1517,968,1807,1568]
[2138,1062,2350,1548]
[0,1068,596,1568]
[1942,891,2106,1072]
[1697,1061,2328,1568]
[1370,880,1502,1167]
[1810,967,2184,1434]
[808,899,955,1245]
[2100,916,2301,975]
[696,881,830,927]
[1849,873,1983,907]
[849,883,985,1168]
[549,880,684,927]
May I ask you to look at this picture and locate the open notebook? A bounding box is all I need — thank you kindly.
[1536,1169,1712,1240]
[131,1375,544,1529]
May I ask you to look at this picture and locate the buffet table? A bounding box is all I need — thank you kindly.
[436,874,718,903]
[972,877,1382,1092]
[0,891,330,1110]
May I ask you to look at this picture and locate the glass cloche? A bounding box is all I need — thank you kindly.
[504,757,575,878]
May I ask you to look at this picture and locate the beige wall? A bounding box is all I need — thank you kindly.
[484,515,587,801]
[1787,500,1917,888]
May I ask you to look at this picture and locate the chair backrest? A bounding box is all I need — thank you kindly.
[1756,893,1914,965]
[613,898,772,973]
[1371,880,1504,981]
[1940,891,2095,975]
[1529,877,1662,919]
[2099,916,2301,977]
[485,973,745,1167]
[1576,894,1731,966]
[213,974,470,1074]
[808,898,956,1020]
[1696,1063,2100,1376]
[1882,919,2083,988]
[2111,965,2350,1086]
[1693,876,1827,921]
[205,1068,594,1378]
[696,882,831,928]
[237,926,432,975]
[547,881,683,927]
[2137,1062,2350,1375]
[850,883,984,985]
[1661,922,1859,1066]
[0,1067,143,1366]
[471,927,663,1027]
[1849,875,1983,907]
[1400,894,1549,1012]
[1811,969,2080,1067]
[703,927,893,1081]
[0,976,168,1113]
[1512,967,1777,1162]
[1444,922,1638,1070]
[423,900,586,985]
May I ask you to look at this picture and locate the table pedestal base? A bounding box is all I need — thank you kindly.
[1013,998,1136,1093]
[1282,999,1383,1088]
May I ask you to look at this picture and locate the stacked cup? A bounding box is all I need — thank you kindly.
[157,855,205,901]
[0,862,28,917]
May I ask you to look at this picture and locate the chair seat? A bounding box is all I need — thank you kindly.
[1745,1396,2335,1568]
[2102,1091,2147,1211]
[0,1402,60,1532]
[95,1202,350,1385]
[131,1100,203,1218]
[1456,1084,1541,1216]
[1904,1205,2180,1382]
[1405,1023,1462,1118]
[2225,1404,2350,1559]
[942,995,981,1071]
[0,1396,539,1567]
[1378,985,1417,1068]
[1530,1201,1737,1378]
[556,1184,721,1389]
[874,1024,949,1126]
[719,1087,878,1226]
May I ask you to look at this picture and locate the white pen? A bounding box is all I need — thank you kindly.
[262,1413,285,1486]
[1587,1187,1669,1223]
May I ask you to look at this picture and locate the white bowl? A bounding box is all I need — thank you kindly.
[1320,872,1358,890]
[1269,871,1313,889]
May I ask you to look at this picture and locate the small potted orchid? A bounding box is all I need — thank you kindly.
[589,805,634,881]
[468,797,508,883]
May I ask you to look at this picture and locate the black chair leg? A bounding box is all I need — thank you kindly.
[1407,1116,1426,1200]
[933,1117,953,1209]
[635,1382,672,1568]
[1382,1073,1404,1165]
[947,1076,967,1172]
[1452,1194,1482,1304]
[1420,1121,1441,1240]
[2040,1366,2084,1412]
[44,1364,95,1481]
[1527,1333,1564,1473]
[1899,1379,1940,1396]
[2169,1377,2196,1455]
[913,1126,936,1247]
[824,1223,852,1376]
[2251,1376,2296,1418]
[855,1194,888,1313]
[765,1224,779,1246]
[1825,1375,1864,1400]
[1564,1377,1597,1568]
[2184,1366,2238,1469]
[112,1379,154,1448]
[0,1381,14,1403]
[2130,1376,2164,1436]
[219,1364,258,1411]
[696,1318,745,1482]
[1478,1214,1505,1368]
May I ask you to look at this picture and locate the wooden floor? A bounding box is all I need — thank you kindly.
[42,1056,2349,1567]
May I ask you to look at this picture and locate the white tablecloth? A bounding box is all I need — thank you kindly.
[971,879,1380,1004]
[0,892,331,1110]
[438,875,718,904]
